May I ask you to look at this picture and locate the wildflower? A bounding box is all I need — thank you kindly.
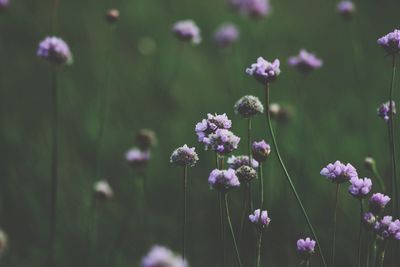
[0,0,9,10]
[234,95,264,118]
[364,156,376,172]
[93,180,114,200]
[214,23,239,47]
[236,165,257,182]
[136,129,157,150]
[141,245,187,267]
[249,209,271,228]
[377,29,400,55]
[320,160,358,183]
[369,193,391,214]
[388,219,400,240]
[252,140,271,162]
[208,169,240,192]
[105,8,120,23]
[195,113,232,144]
[172,20,201,44]
[297,237,316,258]
[207,129,240,155]
[374,216,393,239]
[246,57,281,84]
[288,49,323,74]
[268,102,293,123]
[125,148,150,168]
[363,212,376,228]
[337,1,355,20]
[242,0,271,19]
[348,177,372,199]
[37,37,73,65]
[377,101,396,122]
[170,145,199,167]
[0,229,7,258]
[227,155,259,169]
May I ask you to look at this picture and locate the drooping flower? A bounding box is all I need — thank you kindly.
[214,23,239,48]
[235,165,257,182]
[378,29,400,55]
[377,101,396,122]
[288,49,323,74]
[348,177,372,199]
[195,113,232,144]
[207,129,240,155]
[136,129,157,150]
[249,209,271,228]
[93,180,114,200]
[208,169,240,192]
[234,95,264,118]
[337,1,355,20]
[170,144,199,167]
[125,148,150,168]
[141,245,188,267]
[172,20,201,44]
[297,237,316,258]
[37,37,73,64]
[246,57,281,84]
[252,140,271,162]
[227,155,259,169]
[369,193,391,214]
[320,160,358,183]
[363,212,376,228]
[0,0,9,11]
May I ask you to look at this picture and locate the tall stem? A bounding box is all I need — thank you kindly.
[219,192,225,267]
[238,182,248,251]
[331,184,340,267]
[259,163,264,211]
[248,118,252,162]
[306,259,310,267]
[376,241,386,267]
[256,231,262,267]
[182,166,188,261]
[224,193,243,267]
[357,200,363,267]
[264,83,327,267]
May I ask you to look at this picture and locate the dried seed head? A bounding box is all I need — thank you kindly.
[136,129,157,150]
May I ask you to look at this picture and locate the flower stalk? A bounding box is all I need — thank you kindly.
[224,193,242,267]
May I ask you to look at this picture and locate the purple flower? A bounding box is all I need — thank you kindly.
[378,29,400,55]
[369,193,391,214]
[246,57,281,84]
[234,95,264,118]
[363,212,376,227]
[0,0,9,10]
[297,237,316,257]
[348,177,372,199]
[170,144,199,167]
[37,37,73,64]
[337,1,355,20]
[93,180,114,200]
[320,160,358,183]
[214,23,239,48]
[227,155,259,169]
[388,219,400,240]
[195,113,232,144]
[207,129,240,155]
[288,49,323,74]
[141,245,187,267]
[235,165,257,182]
[172,20,201,44]
[374,216,393,239]
[252,140,271,163]
[208,169,240,192]
[242,0,271,19]
[125,148,150,168]
[377,101,396,122]
[249,209,271,228]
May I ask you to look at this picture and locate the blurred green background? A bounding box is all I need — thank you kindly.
[1,0,400,266]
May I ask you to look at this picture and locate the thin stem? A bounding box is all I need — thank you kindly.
[256,231,262,267]
[248,118,252,162]
[376,241,387,267]
[219,192,225,267]
[238,182,248,251]
[224,193,242,267]
[331,184,340,267]
[264,83,327,267]
[370,237,377,267]
[259,163,264,211]
[306,259,310,267]
[357,200,363,267]
[182,166,188,261]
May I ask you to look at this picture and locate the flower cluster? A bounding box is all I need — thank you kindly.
[363,212,376,227]
[246,57,281,84]
[296,237,316,258]
[208,169,240,192]
[141,245,187,267]
[195,113,232,144]
[288,49,323,74]
[214,23,239,47]
[235,165,257,182]
[227,155,259,169]
[377,101,396,122]
[125,148,150,167]
[348,177,372,199]
[93,180,114,200]
[230,0,271,19]
[337,1,355,20]
[207,129,240,155]
[377,29,400,55]
[170,144,199,167]
[234,95,264,118]
[320,160,358,183]
[37,37,73,65]
[252,140,271,162]
[249,209,271,228]
[374,216,400,240]
[369,193,391,214]
[172,20,201,44]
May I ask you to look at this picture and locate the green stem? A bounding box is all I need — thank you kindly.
[376,241,386,267]
[248,118,252,162]
[238,182,248,251]
[264,83,327,267]
[332,184,340,267]
[370,237,377,267]
[224,193,242,267]
[219,192,225,267]
[256,231,262,267]
[182,166,187,261]
[259,163,264,211]
[357,200,363,267]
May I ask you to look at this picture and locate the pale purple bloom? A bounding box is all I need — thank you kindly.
[234,95,264,118]
[125,148,150,167]
[363,212,376,227]
[378,29,400,55]
[388,219,400,240]
[141,245,188,267]
[195,113,232,144]
[214,23,239,47]
[236,165,257,182]
[93,180,114,200]
[227,155,259,169]
[0,0,9,10]
[348,177,372,198]
[320,160,358,183]
[172,20,201,44]
[246,57,281,84]
[231,0,271,19]
[208,169,240,192]
[170,144,199,167]
[249,209,270,228]
[297,237,316,257]
[37,37,72,64]
[337,1,355,19]
[288,49,323,74]
[369,193,391,214]
[377,101,396,122]
[207,129,240,155]
[252,140,271,163]
[374,216,393,239]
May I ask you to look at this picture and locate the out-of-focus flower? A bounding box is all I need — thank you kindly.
[136,129,157,150]
[378,29,400,55]
[252,140,271,163]
[195,113,232,145]
[0,0,9,11]
[0,229,7,258]
[377,101,396,122]
[93,180,114,200]
[207,129,240,155]
[234,95,264,118]
[246,57,281,84]
[208,169,240,192]
[320,160,358,183]
[170,144,199,167]
[37,37,73,65]
[125,148,150,168]
[297,237,316,258]
[268,103,293,123]
[374,216,393,240]
[337,1,355,20]
[141,245,188,267]
[227,155,259,169]
[288,49,323,74]
[235,165,257,182]
[214,23,239,48]
[105,8,120,23]
[230,0,271,19]
[369,193,391,214]
[249,209,270,228]
[348,177,372,199]
[364,156,376,172]
[172,20,201,44]
[363,212,376,228]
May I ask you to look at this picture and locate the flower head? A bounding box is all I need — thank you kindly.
[320,160,358,183]
[125,148,150,168]
[297,237,316,258]
[93,180,114,200]
[374,216,394,240]
[348,177,372,199]
[195,113,232,144]
[234,95,264,118]
[172,20,201,44]
[214,23,239,47]
[378,29,400,55]
[136,129,157,150]
[37,37,73,64]
[235,165,257,182]
[388,219,400,240]
[337,1,355,20]
[141,245,187,267]
[207,129,240,155]
[242,0,271,19]
[0,0,9,10]
[363,212,376,228]
[227,155,259,169]
[105,8,120,23]
[208,169,240,192]
[369,193,391,214]
[249,209,271,228]
[170,144,199,167]
[246,57,280,84]
[377,101,396,122]
[288,49,323,74]
[252,140,271,162]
